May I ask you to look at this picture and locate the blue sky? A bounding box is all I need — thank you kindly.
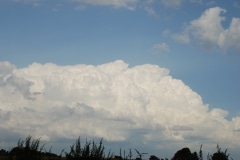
[1,0,240,159]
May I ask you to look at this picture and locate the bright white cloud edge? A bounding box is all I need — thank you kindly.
[0,60,240,156]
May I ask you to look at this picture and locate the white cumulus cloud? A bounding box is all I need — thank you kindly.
[188,7,226,50]
[0,60,240,155]
[174,7,240,52]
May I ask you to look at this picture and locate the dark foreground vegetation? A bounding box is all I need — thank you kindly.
[0,136,233,160]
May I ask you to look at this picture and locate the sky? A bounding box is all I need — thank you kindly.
[0,0,240,159]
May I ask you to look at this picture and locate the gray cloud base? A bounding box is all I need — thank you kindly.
[0,60,240,155]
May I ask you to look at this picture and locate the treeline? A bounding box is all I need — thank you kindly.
[0,136,232,160]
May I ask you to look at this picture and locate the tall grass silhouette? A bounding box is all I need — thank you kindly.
[0,135,234,160]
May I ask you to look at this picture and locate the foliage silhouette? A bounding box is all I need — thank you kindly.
[149,155,160,160]
[115,148,133,160]
[0,135,236,160]
[198,145,203,160]
[208,145,230,160]
[171,147,198,160]
[8,136,44,160]
[0,149,8,160]
[65,137,112,160]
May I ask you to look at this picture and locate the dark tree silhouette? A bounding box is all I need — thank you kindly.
[171,147,198,160]
[0,149,8,160]
[209,145,229,160]
[149,155,160,160]
[8,136,44,160]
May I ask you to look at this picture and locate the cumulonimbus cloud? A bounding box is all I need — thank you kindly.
[0,60,240,154]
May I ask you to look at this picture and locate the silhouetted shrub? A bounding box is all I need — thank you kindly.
[8,136,44,160]
[0,149,8,160]
[171,147,198,160]
[149,155,160,160]
[208,145,230,160]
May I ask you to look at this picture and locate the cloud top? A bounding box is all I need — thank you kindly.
[0,60,240,153]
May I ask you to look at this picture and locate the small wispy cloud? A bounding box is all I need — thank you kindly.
[153,42,170,54]
[233,2,240,8]
[160,0,182,7]
[72,0,137,10]
[189,0,203,4]
[206,1,215,6]
[13,0,42,7]
[144,6,157,16]
[172,33,190,44]
[74,5,87,11]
